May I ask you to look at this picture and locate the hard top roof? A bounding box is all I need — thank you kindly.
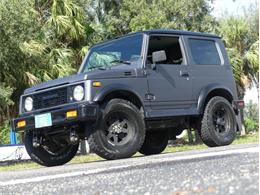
[138,29,220,38]
[91,29,220,48]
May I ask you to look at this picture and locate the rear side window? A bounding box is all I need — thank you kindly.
[189,39,221,65]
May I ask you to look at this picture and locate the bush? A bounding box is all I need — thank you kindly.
[0,120,22,145]
[0,121,10,145]
[244,100,259,133]
[245,118,258,133]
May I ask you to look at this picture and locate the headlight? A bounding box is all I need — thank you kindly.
[24,97,33,111]
[73,85,84,101]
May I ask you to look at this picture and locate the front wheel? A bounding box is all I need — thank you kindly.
[24,131,79,167]
[200,96,237,147]
[88,99,145,160]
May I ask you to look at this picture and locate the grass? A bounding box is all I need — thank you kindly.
[0,133,258,172]
[0,161,40,172]
[165,133,259,153]
[232,133,258,144]
[0,154,104,172]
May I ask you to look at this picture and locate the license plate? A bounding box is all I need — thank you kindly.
[35,113,52,128]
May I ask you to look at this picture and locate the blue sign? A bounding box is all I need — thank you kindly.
[10,128,17,145]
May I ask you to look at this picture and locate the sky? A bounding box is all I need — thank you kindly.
[211,0,258,18]
[211,0,259,103]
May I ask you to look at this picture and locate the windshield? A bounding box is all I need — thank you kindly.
[81,34,143,72]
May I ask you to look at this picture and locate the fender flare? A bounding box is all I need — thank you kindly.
[93,83,143,104]
[197,83,234,114]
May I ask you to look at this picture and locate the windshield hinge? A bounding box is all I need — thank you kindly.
[145,93,155,101]
[142,70,147,76]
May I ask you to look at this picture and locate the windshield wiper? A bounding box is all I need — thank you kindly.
[110,60,131,65]
[88,65,107,71]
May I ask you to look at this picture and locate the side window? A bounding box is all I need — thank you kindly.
[188,39,221,65]
[147,36,183,65]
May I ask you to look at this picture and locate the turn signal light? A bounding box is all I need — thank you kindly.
[17,120,26,128]
[92,81,102,87]
[66,110,77,118]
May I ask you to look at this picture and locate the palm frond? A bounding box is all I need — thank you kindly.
[79,46,89,59]
[21,40,47,56]
[24,71,40,86]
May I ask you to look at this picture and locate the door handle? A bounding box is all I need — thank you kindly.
[180,71,189,77]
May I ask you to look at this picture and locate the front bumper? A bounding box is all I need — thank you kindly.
[12,103,99,132]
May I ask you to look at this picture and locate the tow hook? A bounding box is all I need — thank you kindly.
[70,129,79,144]
[32,132,42,147]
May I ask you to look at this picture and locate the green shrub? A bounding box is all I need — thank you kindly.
[245,118,258,133]
[244,100,259,133]
[0,120,22,145]
[0,121,10,145]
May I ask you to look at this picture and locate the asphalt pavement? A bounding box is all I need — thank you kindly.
[0,143,258,195]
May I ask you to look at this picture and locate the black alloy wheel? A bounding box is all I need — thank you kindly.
[88,99,145,160]
[200,96,237,147]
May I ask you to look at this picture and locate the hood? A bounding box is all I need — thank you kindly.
[24,73,87,94]
[24,65,140,94]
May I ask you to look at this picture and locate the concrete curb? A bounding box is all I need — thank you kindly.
[0,141,90,163]
[0,145,30,162]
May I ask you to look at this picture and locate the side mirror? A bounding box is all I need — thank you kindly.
[152,50,166,64]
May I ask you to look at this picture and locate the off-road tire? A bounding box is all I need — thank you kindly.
[24,131,79,167]
[139,130,168,155]
[201,96,236,147]
[88,99,145,160]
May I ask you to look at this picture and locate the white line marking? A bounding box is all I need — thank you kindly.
[0,146,258,186]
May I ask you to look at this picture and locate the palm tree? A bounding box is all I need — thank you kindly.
[47,0,86,41]
[244,41,259,97]
[23,0,94,79]
[217,16,259,135]
[217,16,255,98]
[86,0,120,23]
[0,0,93,124]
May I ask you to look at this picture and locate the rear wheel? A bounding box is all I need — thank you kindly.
[200,96,237,147]
[139,130,168,155]
[88,99,145,160]
[24,131,79,167]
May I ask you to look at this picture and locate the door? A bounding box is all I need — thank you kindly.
[146,35,193,111]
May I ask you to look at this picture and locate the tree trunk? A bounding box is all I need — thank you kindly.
[237,85,246,135]
[240,110,246,135]
[187,129,193,144]
[194,129,202,143]
[80,140,87,155]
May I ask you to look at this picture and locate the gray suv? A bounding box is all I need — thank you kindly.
[13,29,244,166]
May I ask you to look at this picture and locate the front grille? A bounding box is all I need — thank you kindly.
[33,87,68,110]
